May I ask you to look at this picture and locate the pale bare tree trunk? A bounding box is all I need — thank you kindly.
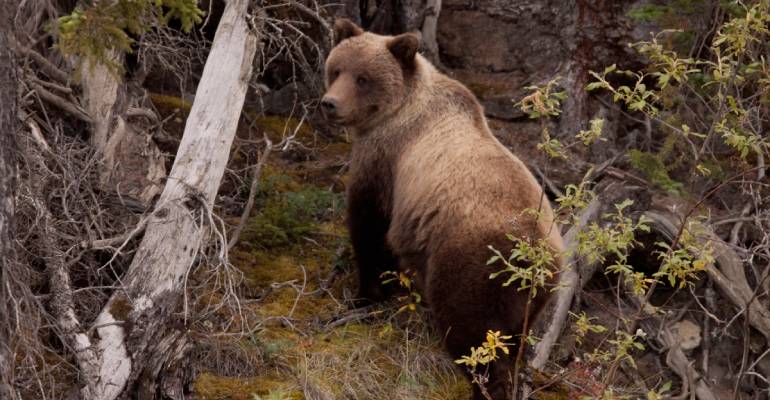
[76,0,259,398]
[0,1,18,397]
[420,0,442,65]
[80,46,166,206]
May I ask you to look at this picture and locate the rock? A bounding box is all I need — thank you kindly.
[326,0,428,35]
[438,1,572,74]
[449,70,529,120]
[673,319,702,351]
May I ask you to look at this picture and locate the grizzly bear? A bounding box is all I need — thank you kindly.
[322,19,565,399]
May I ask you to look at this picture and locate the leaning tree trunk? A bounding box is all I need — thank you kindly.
[75,0,259,398]
[0,1,18,397]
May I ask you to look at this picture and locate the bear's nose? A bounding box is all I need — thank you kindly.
[321,98,338,114]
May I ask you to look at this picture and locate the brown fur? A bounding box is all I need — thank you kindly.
[323,19,565,400]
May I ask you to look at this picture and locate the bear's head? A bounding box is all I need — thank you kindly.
[321,19,421,129]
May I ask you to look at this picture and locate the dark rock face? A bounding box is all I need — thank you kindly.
[438,1,641,74]
[439,1,572,75]
[432,0,650,184]
[324,0,428,35]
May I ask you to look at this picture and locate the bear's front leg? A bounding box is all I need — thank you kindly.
[347,188,397,306]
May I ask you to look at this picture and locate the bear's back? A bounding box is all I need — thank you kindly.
[388,71,560,259]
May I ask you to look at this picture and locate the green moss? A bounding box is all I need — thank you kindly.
[248,115,316,143]
[627,0,705,22]
[239,169,343,249]
[626,0,707,50]
[529,370,572,399]
[233,251,296,285]
[204,130,465,399]
[149,93,192,113]
[627,4,671,22]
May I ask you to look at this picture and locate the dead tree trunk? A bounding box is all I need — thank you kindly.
[556,1,633,162]
[78,0,259,398]
[79,51,167,206]
[420,0,442,66]
[0,1,18,397]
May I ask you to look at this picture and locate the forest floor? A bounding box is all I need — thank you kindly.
[195,150,469,399]
[147,95,470,399]
[147,90,707,400]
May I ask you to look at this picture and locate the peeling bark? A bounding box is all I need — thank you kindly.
[530,194,601,370]
[82,0,259,397]
[420,0,442,65]
[39,198,102,396]
[80,49,166,205]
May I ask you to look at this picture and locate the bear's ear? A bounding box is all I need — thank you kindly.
[387,32,421,69]
[333,18,364,45]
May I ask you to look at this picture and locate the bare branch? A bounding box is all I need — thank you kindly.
[29,82,93,124]
[531,180,642,370]
[14,44,70,84]
[645,210,770,341]
[227,136,272,251]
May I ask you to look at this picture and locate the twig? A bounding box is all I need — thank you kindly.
[14,44,69,83]
[25,118,50,153]
[287,1,331,45]
[80,222,147,250]
[645,211,770,341]
[125,107,160,123]
[227,135,273,250]
[28,75,72,95]
[627,289,717,400]
[513,297,533,398]
[531,180,634,370]
[532,165,564,198]
[324,307,381,330]
[29,82,93,124]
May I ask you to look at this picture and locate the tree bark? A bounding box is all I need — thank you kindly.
[0,1,18,397]
[80,46,165,206]
[420,0,442,66]
[81,0,259,398]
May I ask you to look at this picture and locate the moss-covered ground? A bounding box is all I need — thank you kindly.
[195,154,469,400]
[150,93,585,400]
[145,93,470,399]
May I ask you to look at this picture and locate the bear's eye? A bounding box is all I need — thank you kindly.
[331,69,340,80]
[356,76,368,86]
